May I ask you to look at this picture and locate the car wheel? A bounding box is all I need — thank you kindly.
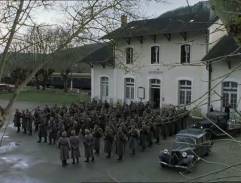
[204,148,211,156]
[185,163,194,173]
[204,151,209,156]
[206,131,213,140]
[161,164,166,168]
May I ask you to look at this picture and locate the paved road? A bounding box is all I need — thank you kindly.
[1,100,241,182]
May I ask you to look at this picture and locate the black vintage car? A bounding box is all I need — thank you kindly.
[159,128,213,172]
[194,111,241,138]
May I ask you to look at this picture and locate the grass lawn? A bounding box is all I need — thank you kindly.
[0,87,90,105]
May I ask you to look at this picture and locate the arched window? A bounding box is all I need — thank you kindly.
[151,46,160,64]
[178,80,192,105]
[181,44,191,64]
[125,78,135,100]
[100,77,109,98]
[222,81,238,109]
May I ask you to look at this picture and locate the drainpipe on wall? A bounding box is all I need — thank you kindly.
[206,29,211,112]
[208,61,212,112]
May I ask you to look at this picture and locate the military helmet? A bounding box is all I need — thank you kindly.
[62,131,67,137]
[71,130,76,136]
[85,129,90,134]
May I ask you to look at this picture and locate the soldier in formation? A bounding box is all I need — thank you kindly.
[58,131,70,167]
[13,101,188,166]
[83,129,95,162]
[69,130,80,164]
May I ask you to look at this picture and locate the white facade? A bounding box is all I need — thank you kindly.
[207,20,241,112]
[210,59,241,112]
[91,16,235,113]
[92,31,211,112]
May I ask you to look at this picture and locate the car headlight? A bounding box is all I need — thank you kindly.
[182,152,187,158]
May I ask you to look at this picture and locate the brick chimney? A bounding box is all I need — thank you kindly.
[121,15,127,27]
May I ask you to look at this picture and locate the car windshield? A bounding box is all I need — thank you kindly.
[176,136,196,145]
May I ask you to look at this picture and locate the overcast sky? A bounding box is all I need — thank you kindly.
[34,0,206,24]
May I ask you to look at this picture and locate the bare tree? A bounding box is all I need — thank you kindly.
[210,0,241,46]
[0,0,52,81]
[0,0,139,128]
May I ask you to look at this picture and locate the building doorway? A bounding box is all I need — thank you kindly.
[150,79,161,108]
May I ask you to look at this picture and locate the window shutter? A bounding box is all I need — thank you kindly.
[185,45,190,63]
[181,45,185,64]
[126,48,130,64]
[156,47,159,64]
[130,48,133,64]
[151,47,155,64]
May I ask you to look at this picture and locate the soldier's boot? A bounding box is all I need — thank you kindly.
[44,137,47,143]
[35,126,38,132]
[95,148,99,155]
[48,138,52,145]
[142,145,146,151]
[106,152,111,159]
[91,156,94,162]
[37,137,41,143]
[85,157,89,163]
[117,155,123,161]
[132,149,135,155]
[148,140,153,147]
[63,160,68,167]
[72,158,75,164]
[28,129,32,136]
[24,128,27,134]
[76,158,79,164]
[162,132,167,140]
[17,126,20,133]
[156,137,160,144]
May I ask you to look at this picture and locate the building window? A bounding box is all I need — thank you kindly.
[222,81,238,109]
[178,80,192,105]
[181,44,190,64]
[151,46,159,64]
[126,47,133,64]
[125,78,135,100]
[100,77,109,98]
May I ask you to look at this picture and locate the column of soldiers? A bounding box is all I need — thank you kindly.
[13,100,189,167]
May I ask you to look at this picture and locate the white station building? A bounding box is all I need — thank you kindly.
[82,1,241,113]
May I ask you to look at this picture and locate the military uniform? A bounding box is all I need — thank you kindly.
[146,124,153,147]
[153,119,160,143]
[13,109,21,133]
[48,119,57,144]
[115,127,127,160]
[58,132,70,167]
[69,131,80,164]
[93,125,103,155]
[21,111,27,134]
[104,127,114,158]
[160,119,167,140]
[33,107,41,132]
[140,124,147,151]
[128,127,139,155]
[38,116,47,143]
[25,110,33,135]
[83,130,94,162]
